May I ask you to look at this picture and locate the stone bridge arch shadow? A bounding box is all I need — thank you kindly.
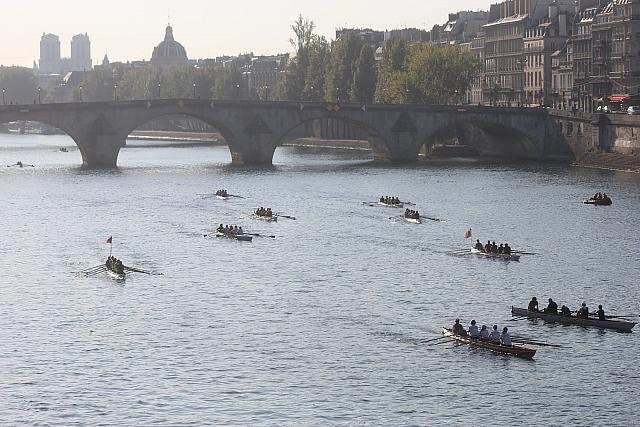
[121,111,240,166]
[419,120,543,160]
[272,115,390,163]
[0,118,83,162]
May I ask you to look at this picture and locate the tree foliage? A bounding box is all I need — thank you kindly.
[351,44,377,103]
[324,31,364,102]
[0,66,39,104]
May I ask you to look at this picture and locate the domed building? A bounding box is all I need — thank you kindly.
[151,25,190,70]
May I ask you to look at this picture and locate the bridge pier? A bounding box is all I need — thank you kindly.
[229,136,277,165]
[76,134,125,168]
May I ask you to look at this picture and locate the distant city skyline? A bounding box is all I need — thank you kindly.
[0,0,495,67]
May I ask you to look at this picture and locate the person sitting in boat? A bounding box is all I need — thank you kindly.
[452,319,466,336]
[115,260,124,274]
[545,298,558,315]
[480,325,490,340]
[528,297,539,312]
[468,320,480,339]
[560,305,571,317]
[217,224,224,233]
[380,196,385,203]
[577,302,589,319]
[498,244,504,254]
[503,244,512,255]
[491,242,498,254]
[237,227,244,236]
[266,208,273,217]
[489,325,501,343]
[233,225,240,235]
[596,305,605,321]
[474,240,484,251]
[484,240,492,253]
[500,327,512,347]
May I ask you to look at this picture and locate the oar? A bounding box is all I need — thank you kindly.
[123,266,162,275]
[83,267,108,277]
[229,194,245,199]
[275,214,296,220]
[512,251,538,255]
[425,339,455,347]
[420,336,449,344]
[507,316,530,322]
[79,264,107,273]
[246,233,276,239]
[424,216,444,222]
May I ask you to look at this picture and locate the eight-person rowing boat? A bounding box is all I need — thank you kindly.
[512,306,636,332]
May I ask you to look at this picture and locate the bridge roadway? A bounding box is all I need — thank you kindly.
[0,99,585,168]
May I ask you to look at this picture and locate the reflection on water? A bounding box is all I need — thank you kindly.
[0,134,639,425]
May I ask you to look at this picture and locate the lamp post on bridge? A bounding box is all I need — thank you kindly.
[193,81,197,99]
[38,87,41,104]
[236,84,240,99]
[2,88,5,105]
[79,85,83,102]
[157,82,161,99]
[114,83,118,102]
[335,87,340,103]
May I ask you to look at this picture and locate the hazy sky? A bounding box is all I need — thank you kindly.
[0,1,496,67]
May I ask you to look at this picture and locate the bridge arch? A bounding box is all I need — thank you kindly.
[121,110,240,165]
[273,114,390,161]
[419,118,543,160]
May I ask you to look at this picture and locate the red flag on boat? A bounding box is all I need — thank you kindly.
[464,228,472,239]
[106,236,112,244]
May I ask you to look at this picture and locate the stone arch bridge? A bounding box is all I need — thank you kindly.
[0,99,579,167]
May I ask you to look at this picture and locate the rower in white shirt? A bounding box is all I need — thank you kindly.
[468,320,480,338]
[500,327,512,347]
[480,325,490,339]
[237,227,244,236]
[489,325,501,343]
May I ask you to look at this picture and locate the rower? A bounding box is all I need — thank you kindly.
[545,298,558,315]
[560,305,571,317]
[380,196,384,203]
[500,327,512,347]
[528,297,539,312]
[468,320,479,339]
[237,227,244,236]
[474,240,484,251]
[484,240,492,253]
[596,304,605,321]
[480,325,490,339]
[452,319,466,336]
[498,244,504,254]
[577,302,589,319]
[489,325,501,343]
[491,241,498,254]
[217,224,224,232]
[504,244,512,255]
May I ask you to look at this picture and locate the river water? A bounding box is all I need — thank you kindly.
[1,134,639,425]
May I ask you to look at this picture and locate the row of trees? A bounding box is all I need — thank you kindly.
[275,16,479,105]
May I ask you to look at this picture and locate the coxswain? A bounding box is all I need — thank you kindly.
[596,304,605,321]
[480,325,490,340]
[500,327,512,347]
[452,319,466,336]
[468,320,479,338]
[237,227,244,236]
[560,305,571,317]
[528,297,539,312]
[474,240,484,251]
[489,325,501,343]
[577,302,589,319]
[545,298,558,315]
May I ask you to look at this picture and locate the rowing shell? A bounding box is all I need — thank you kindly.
[216,195,229,200]
[252,214,277,222]
[511,307,636,332]
[471,248,520,262]
[404,216,422,224]
[215,232,253,242]
[106,268,126,281]
[583,198,612,206]
[442,327,536,360]
[378,201,404,208]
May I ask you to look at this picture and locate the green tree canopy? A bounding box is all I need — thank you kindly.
[0,66,38,104]
[324,31,363,102]
[350,44,377,104]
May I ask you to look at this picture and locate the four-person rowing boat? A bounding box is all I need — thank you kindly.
[252,213,277,222]
[379,201,404,208]
[404,216,421,224]
[511,307,636,332]
[215,232,253,242]
[471,248,520,262]
[442,327,536,359]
